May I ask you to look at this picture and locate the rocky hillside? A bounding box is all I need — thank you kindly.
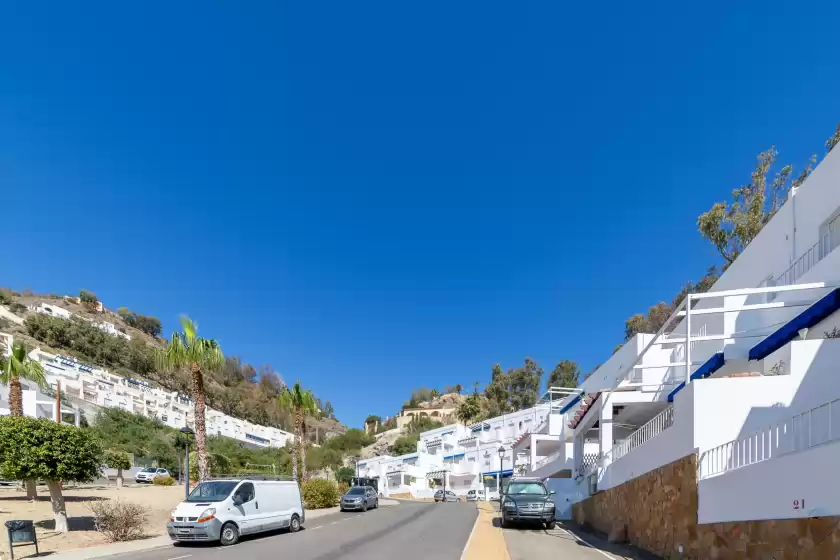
[0,288,345,438]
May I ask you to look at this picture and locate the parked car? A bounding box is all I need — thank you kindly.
[434,490,460,502]
[135,467,171,484]
[500,477,556,529]
[466,489,485,502]
[167,477,304,545]
[340,485,378,512]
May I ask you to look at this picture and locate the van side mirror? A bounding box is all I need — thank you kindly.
[549,490,556,495]
[232,495,243,506]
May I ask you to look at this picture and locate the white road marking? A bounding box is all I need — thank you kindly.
[311,526,322,530]
[168,555,193,560]
[331,521,339,525]
[558,528,617,559]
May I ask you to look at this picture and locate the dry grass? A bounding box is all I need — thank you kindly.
[0,485,183,557]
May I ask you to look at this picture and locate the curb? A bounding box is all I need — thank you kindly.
[43,536,173,560]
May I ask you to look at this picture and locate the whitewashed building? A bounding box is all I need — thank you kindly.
[0,340,292,449]
[522,144,840,526]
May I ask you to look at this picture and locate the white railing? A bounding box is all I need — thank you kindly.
[773,231,839,289]
[700,397,840,479]
[608,405,674,463]
[533,449,564,470]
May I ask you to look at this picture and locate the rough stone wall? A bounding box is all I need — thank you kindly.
[572,454,840,559]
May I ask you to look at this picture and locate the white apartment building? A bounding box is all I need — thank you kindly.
[521,144,840,525]
[29,303,131,340]
[0,340,292,450]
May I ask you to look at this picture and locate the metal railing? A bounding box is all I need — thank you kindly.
[700,397,840,479]
[607,405,674,463]
[773,231,838,289]
[533,449,564,470]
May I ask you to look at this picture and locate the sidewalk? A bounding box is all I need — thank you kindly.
[461,501,510,560]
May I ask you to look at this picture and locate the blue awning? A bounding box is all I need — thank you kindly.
[443,453,465,460]
[748,288,840,361]
[667,352,726,402]
[558,394,582,414]
[481,469,513,479]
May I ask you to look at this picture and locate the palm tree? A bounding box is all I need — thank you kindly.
[1,341,46,501]
[278,382,317,483]
[1,341,46,416]
[155,316,224,482]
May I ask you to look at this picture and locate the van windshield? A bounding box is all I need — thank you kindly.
[187,481,238,502]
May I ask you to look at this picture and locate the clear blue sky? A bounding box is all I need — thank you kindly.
[1,1,838,429]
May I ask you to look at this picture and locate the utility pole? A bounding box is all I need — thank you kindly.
[55,381,61,423]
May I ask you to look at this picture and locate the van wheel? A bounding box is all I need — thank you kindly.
[290,514,301,533]
[545,520,556,530]
[220,522,240,546]
[362,501,368,512]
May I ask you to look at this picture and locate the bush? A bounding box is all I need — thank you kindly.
[302,479,340,509]
[89,500,147,542]
[153,476,175,486]
[337,481,349,495]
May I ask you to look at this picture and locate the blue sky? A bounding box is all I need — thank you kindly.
[0,1,838,429]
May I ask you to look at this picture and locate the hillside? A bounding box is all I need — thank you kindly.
[0,288,345,438]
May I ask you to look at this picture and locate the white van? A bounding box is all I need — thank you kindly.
[168,478,305,545]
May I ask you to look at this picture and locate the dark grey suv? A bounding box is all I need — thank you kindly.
[500,478,556,529]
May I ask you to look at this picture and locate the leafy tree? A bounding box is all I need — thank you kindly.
[278,382,318,483]
[485,364,510,417]
[117,307,137,326]
[827,122,840,154]
[135,315,163,337]
[430,388,440,399]
[409,387,434,404]
[391,435,419,456]
[323,401,335,420]
[79,289,99,312]
[0,416,103,532]
[697,147,814,268]
[364,415,381,430]
[154,316,224,482]
[507,358,543,411]
[1,341,46,416]
[103,449,131,488]
[0,287,13,305]
[455,384,462,395]
[335,466,355,484]
[547,360,580,390]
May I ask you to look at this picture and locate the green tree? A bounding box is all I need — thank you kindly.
[117,307,138,326]
[79,289,99,312]
[827,122,840,154]
[507,358,543,411]
[485,364,510,417]
[323,401,335,420]
[335,466,355,484]
[391,435,419,456]
[547,360,580,390]
[456,392,481,425]
[697,147,807,268]
[0,416,103,532]
[430,388,440,399]
[455,384,463,395]
[135,315,163,337]
[1,341,46,417]
[154,316,224,482]
[278,382,318,483]
[103,449,131,488]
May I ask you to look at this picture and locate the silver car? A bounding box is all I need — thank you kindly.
[340,486,378,512]
[135,467,170,484]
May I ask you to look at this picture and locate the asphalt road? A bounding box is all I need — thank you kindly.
[107,501,477,560]
[503,522,654,560]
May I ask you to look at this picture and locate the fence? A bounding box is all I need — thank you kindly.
[773,230,839,290]
[700,397,840,479]
[607,405,674,463]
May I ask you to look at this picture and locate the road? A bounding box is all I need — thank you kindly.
[503,522,654,560]
[106,501,477,560]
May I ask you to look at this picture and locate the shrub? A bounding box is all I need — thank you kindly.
[337,481,349,495]
[302,478,339,509]
[153,476,175,486]
[89,500,147,542]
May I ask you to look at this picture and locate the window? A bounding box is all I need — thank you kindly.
[234,482,255,503]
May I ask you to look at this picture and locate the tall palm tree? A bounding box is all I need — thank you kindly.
[278,382,317,482]
[155,316,224,482]
[1,341,46,416]
[1,341,46,501]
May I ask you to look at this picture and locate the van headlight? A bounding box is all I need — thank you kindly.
[544,500,555,509]
[169,509,176,522]
[197,508,216,523]
[503,499,516,510]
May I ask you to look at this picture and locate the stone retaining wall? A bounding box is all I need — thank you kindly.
[572,454,840,559]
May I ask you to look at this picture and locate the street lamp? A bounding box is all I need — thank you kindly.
[497,445,506,500]
[180,426,195,500]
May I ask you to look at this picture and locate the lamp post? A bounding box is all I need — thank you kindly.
[497,445,506,502]
[180,426,195,500]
